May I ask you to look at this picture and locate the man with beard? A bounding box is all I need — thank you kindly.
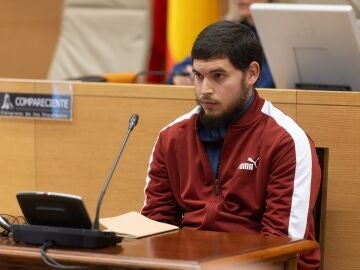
[141,21,321,270]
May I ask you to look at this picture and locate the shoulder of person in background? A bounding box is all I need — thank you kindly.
[256,60,275,88]
[167,56,193,85]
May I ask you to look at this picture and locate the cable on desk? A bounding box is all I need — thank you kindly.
[0,213,25,237]
[40,241,87,269]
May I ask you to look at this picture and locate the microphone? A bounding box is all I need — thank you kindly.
[93,113,139,229]
[128,113,139,131]
[68,71,192,84]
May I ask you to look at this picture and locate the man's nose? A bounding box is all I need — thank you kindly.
[200,79,214,95]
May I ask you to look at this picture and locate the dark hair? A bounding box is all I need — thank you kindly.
[191,20,264,72]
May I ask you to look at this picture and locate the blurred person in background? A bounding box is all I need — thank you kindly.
[167,0,275,88]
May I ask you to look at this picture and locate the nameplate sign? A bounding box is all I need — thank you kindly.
[0,92,72,120]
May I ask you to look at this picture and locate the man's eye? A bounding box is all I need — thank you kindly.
[194,73,203,79]
[213,73,224,79]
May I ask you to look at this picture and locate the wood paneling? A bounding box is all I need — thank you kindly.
[0,79,358,270]
[0,118,35,215]
[0,1,63,79]
[297,102,360,270]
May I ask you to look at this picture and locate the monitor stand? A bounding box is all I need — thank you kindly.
[295,83,352,91]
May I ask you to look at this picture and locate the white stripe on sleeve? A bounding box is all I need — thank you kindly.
[261,101,312,239]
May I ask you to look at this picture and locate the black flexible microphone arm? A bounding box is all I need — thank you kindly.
[0,215,12,233]
[132,70,190,83]
[92,114,139,230]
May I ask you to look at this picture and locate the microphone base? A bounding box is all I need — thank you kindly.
[12,224,122,248]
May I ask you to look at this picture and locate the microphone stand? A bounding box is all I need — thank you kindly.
[93,113,139,229]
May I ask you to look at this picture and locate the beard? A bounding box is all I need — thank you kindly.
[197,79,252,129]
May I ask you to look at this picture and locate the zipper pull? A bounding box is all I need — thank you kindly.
[215,178,220,195]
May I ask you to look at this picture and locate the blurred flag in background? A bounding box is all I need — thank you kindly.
[166,0,221,71]
[147,0,222,83]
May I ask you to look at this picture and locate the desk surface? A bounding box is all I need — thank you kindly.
[0,229,318,270]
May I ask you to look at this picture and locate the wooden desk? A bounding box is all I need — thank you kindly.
[0,229,317,270]
[0,79,358,269]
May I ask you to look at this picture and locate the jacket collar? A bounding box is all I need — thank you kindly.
[228,89,265,131]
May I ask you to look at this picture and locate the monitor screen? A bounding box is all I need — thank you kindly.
[251,3,360,91]
[16,191,92,229]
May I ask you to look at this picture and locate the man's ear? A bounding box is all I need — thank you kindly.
[246,61,261,86]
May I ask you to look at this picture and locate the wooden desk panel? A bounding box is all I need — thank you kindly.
[0,229,317,270]
[0,79,358,270]
[297,90,360,106]
[324,211,360,270]
[297,102,360,270]
[257,88,297,104]
[0,118,35,215]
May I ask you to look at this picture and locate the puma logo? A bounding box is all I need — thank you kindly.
[238,157,260,171]
[247,157,260,168]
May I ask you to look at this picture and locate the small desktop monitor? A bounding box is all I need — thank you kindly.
[16,191,92,229]
[250,3,360,91]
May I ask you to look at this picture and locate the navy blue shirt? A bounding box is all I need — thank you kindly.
[199,94,255,177]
